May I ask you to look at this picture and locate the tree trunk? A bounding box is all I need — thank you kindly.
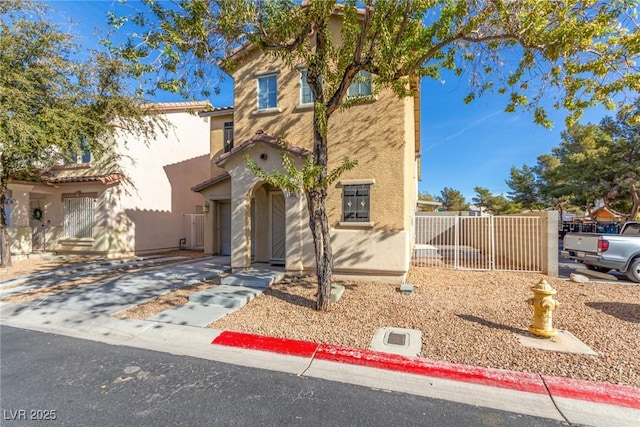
[306,188,332,311]
[629,184,640,221]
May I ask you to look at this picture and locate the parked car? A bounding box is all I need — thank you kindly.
[561,221,640,283]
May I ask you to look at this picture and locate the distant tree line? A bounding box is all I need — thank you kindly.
[420,101,639,220]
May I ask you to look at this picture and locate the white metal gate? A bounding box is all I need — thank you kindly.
[183,214,205,249]
[412,215,542,272]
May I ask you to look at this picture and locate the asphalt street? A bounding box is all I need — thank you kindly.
[0,326,562,427]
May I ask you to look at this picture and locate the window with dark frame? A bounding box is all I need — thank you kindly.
[223,121,234,153]
[343,184,370,222]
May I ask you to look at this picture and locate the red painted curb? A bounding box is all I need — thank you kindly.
[315,344,546,395]
[212,331,319,358]
[541,375,640,410]
[212,331,640,409]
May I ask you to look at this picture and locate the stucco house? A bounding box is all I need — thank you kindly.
[5,102,212,259]
[192,18,421,283]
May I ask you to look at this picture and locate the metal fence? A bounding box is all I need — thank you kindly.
[412,215,542,272]
[183,214,205,249]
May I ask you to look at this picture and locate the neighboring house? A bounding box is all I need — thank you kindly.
[192,16,420,283]
[6,102,212,258]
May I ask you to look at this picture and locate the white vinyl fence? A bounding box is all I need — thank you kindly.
[183,214,205,249]
[412,215,542,272]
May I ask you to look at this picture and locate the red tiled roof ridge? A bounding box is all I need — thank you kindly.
[191,171,231,193]
[213,131,311,166]
[142,101,213,112]
[46,173,124,185]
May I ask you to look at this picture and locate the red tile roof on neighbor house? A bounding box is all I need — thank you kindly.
[199,106,234,117]
[214,130,311,166]
[45,173,125,185]
[191,171,230,193]
[143,101,213,113]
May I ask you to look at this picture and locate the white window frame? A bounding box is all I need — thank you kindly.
[300,69,313,105]
[64,197,94,238]
[257,74,278,110]
[347,71,372,98]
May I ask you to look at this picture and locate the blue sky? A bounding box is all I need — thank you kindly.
[47,0,609,202]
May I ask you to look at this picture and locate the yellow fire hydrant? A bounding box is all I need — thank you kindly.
[526,279,560,338]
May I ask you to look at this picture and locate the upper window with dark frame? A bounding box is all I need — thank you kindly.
[257,74,278,110]
[347,71,372,98]
[343,184,370,222]
[223,121,234,153]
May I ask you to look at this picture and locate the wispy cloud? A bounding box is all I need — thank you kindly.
[425,110,505,151]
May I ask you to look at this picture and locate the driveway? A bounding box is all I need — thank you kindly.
[15,257,230,315]
[558,251,636,285]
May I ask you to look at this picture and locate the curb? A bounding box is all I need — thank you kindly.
[212,330,640,410]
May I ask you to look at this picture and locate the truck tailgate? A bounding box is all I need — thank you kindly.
[563,233,600,253]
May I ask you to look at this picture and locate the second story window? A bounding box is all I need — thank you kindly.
[300,70,312,105]
[64,139,91,165]
[348,71,372,98]
[223,121,234,153]
[80,139,91,163]
[257,75,277,110]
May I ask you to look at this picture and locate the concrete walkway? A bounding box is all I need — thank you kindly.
[27,257,231,315]
[0,256,191,298]
[146,269,284,327]
[7,254,283,327]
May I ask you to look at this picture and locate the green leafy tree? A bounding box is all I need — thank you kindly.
[437,187,469,212]
[506,165,544,210]
[598,103,640,218]
[0,0,160,267]
[532,153,579,220]
[117,0,638,310]
[508,102,640,220]
[419,191,435,201]
[551,123,612,215]
[473,186,521,215]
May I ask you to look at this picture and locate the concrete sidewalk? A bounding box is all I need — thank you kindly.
[1,301,638,427]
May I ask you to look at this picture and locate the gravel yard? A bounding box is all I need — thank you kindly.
[2,255,638,387]
[211,267,640,388]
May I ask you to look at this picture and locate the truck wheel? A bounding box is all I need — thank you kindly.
[586,265,610,273]
[625,258,640,283]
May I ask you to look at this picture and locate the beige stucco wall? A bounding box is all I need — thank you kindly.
[209,112,234,177]
[224,20,418,281]
[7,109,210,258]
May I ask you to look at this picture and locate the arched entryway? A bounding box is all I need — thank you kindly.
[250,183,285,266]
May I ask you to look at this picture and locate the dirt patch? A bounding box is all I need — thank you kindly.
[113,278,220,320]
[211,267,640,387]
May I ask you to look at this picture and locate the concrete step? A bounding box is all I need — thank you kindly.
[146,303,232,327]
[221,270,284,289]
[188,285,262,308]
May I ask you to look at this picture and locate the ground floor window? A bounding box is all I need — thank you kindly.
[343,184,370,222]
[64,197,94,238]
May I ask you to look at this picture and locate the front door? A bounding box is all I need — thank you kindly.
[30,200,45,252]
[270,192,286,264]
[219,201,231,256]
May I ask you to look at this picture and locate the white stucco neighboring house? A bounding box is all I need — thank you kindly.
[5,101,212,259]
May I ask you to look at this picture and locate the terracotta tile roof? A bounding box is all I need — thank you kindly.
[199,106,234,117]
[214,130,311,166]
[46,173,124,185]
[143,101,213,113]
[191,171,230,193]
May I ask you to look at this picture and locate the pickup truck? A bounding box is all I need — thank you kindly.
[561,221,640,283]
